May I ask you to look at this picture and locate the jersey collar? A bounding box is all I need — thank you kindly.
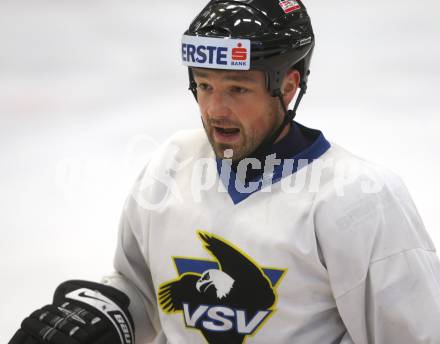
[215,121,331,204]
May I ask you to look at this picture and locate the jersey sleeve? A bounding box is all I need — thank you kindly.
[102,132,197,343]
[103,167,162,344]
[315,165,440,343]
[337,247,440,343]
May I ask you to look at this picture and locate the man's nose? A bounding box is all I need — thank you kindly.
[206,91,232,118]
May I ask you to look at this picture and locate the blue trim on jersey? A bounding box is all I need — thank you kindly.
[174,258,218,275]
[216,122,331,204]
[173,257,285,288]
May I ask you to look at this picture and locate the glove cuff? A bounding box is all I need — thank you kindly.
[55,280,135,344]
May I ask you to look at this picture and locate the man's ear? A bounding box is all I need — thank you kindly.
[281,69,301,106]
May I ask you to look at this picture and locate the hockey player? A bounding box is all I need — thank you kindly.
[9,0,440,343]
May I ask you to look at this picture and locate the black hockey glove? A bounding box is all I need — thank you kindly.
[9,280,135,344]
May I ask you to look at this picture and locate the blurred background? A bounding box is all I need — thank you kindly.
[1,0,439,340]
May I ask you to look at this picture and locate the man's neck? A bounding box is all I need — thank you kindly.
[230,121,307,183]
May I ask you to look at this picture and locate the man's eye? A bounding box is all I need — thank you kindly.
[197,83,210,91]
[230,86,248,94]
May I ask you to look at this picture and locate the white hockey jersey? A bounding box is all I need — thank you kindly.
[104,126,440,344]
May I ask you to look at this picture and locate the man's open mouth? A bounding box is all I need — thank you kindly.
[214,126,240,136]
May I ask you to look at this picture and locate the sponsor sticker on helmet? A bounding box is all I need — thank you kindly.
[279,0,301,14]
[181,35,251,70]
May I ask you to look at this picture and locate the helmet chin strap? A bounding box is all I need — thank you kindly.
[245,83,307,162]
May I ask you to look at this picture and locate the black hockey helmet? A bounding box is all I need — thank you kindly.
[182,0,315,158]
[184,0,314,98]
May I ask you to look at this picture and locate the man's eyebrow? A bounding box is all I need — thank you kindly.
[222,74,259,83]
[192,69,259,83]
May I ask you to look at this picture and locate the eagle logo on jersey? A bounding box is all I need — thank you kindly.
[158,231,286,343]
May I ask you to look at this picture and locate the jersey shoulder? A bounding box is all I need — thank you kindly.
[318,142,404,192]
[126,128,211,212]
[313,143,435,297]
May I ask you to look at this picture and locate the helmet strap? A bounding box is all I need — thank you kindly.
[188,68,198,100]
[246,84,307,161]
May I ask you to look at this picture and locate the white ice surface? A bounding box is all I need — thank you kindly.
[1,0,439,341]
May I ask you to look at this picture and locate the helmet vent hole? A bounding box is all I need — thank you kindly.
[198,26,230,37]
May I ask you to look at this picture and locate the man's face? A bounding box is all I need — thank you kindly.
[193,68,283,161]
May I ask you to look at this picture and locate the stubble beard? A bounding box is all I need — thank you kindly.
[203,100,283,162]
